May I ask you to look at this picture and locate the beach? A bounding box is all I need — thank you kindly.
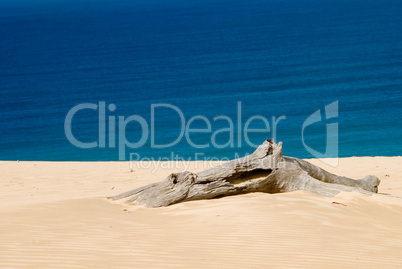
[1,157,401,268]
[1,0,401,268]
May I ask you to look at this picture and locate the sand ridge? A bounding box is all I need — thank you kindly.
[0,157,401,268]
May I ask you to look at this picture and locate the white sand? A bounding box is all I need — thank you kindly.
[1,157,401,268]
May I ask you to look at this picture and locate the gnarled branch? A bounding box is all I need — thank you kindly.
[109,139,380,207]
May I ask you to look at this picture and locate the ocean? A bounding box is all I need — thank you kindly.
[0,0,401,161]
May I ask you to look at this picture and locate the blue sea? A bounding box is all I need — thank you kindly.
[0,0,401,161]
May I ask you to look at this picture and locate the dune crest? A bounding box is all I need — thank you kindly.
[0,157,401,268]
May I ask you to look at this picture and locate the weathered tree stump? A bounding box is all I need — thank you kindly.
[109,139,380,207]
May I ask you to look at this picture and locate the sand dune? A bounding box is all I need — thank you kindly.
[1,157,401,268]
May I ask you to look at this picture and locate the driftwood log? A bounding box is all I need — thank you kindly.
[110,139,380,207]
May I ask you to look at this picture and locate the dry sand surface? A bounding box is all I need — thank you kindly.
[0,157,401,268]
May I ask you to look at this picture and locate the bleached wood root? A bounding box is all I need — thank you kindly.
[109,139,380,207]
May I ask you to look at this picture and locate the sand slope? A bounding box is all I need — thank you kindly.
[0,157,401,268]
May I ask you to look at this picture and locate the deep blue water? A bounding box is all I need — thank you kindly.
[0,0,401,161]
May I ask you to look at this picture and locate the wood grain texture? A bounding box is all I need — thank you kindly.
[110,139,380,207]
